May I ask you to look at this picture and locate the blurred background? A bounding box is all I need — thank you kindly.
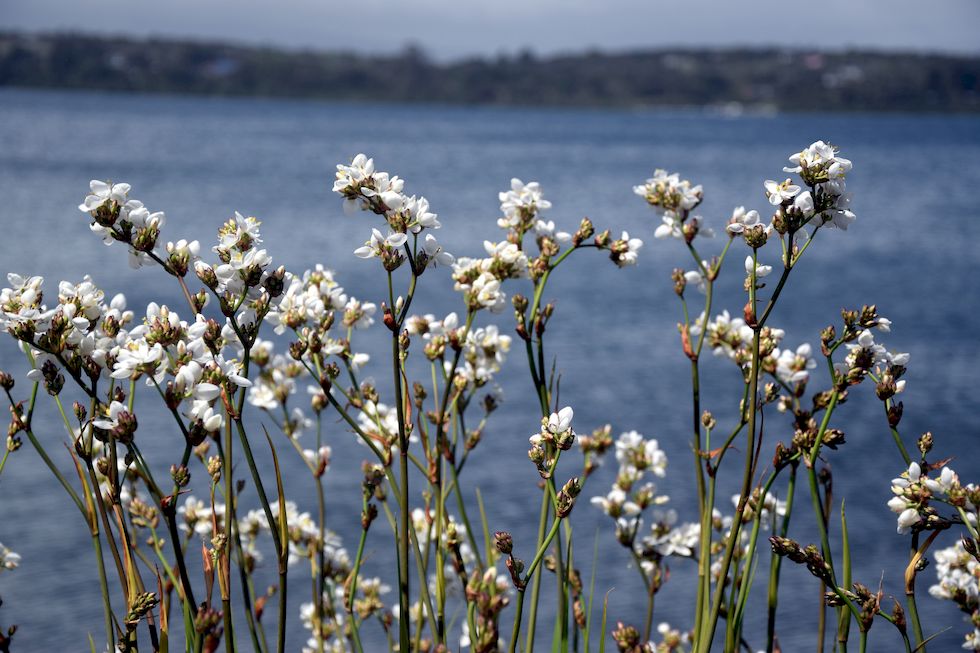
[1,1,979,652]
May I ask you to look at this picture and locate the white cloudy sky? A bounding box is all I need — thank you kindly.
[4,0,979,59]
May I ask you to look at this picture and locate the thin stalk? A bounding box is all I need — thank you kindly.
[838,501,852,649]
[525,487,551,652]
[906,532,926,651]
[630,549,655,641]
[347,497,369,653]
[510,516,564,653]
[230,515,264,653]
[766,464,797,652]
[731,465,791,637]
[234,421,284,652]
[698,329,760,652]
[222,415,236,651]
[79,463,116,651]
[392,312,411,653]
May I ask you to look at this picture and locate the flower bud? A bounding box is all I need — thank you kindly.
[917,431,933,456]
[494,531,513,555]
[207,456,222,482]
[195,263,218,290]
[555,477,582,518]
[171,464,190,487]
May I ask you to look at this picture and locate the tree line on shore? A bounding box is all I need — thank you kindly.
[1,31,978,112]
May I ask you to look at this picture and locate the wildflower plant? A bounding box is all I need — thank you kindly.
[0,139,975,653]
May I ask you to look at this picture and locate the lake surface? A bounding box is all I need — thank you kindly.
[1,88,979,651]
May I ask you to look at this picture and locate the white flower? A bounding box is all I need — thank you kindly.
[547,406,574,436]
[498,178,551,228]
[533,219,571,244]
[111,339,165,381]
[470,273,505,312]
[615,431,667,477]
[612,231,643,267]
[784,141,852,180]
[188,400,224,434]
[353,228,408,259]
[792,190,815,217]
[774,343,817,385]
[79,180,131,213]
[634,169,703,213]
[653,212,683,239]
[343,298,376,330]
[896,508,921,534]
[420,234,454,267]
[0,543,21,571]
[591,487,640,518]
[924,467,957,495]
[764,179,800,205]
[726,206,764,235]
[92,401,131,431]
[684,269,707,294]
[744,255,772,278]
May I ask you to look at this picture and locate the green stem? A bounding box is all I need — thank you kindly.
[347,497,369,653]
[223,416,236,650]
[698,329,760,652]
[906,533,925,651]
[525,487,551,652]
[511,516,564,653]
[766,464,797,652]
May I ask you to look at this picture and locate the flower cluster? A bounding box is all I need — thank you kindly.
[634,169,711,245]
[527,407,576,477]
[6,189,297,462]
[887,462,978,534]
[766,140,855,232]
[928,541,980,651]
[498,178,552,232]
[334,154,451,273]
[690,310,787,373]
[452,241,529,312]
[79,181,169,269]
[590,429,695,575]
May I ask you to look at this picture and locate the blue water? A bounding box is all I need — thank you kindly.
[1,87,979,651]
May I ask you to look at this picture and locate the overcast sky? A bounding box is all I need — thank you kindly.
[4,0,979,60]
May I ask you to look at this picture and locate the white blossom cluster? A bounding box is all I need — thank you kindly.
[928,541,980,651]
[452,240,529,312]
[267,265,349,335]
[498,178,553,232]
[633,169,709,243]
[333,154,452,272]
[406,311,511,391]
[72,180,291,435]
[299,575,381,652]
[688,309,828,392]
[247,339,316,439]
[651,621,692,652]
[299,593,347,653]
[79,180,173,269]
[838,328,909,382]
[764,140,855,231]
[590,430,696,564]
[0,269,261,447]
[178,496,226,538]
[888,462,976,534]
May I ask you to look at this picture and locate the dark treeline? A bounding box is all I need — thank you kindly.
[1,32,978,112]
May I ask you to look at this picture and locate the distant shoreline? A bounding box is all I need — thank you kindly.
[1,32,978,114]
